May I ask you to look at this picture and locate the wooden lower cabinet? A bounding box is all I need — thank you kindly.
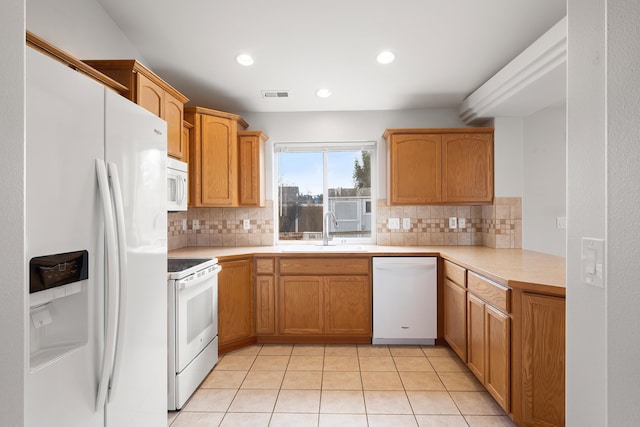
[444,277,467,361]
[257,257,372,343]
[519,292,566,427]
[278,276,324,334]
[324,276,371,335]
[218,258,255,353]
[485,304,510,412]
[255,275,275,335]
[255,257,276,335]
[466,285,510,413]
[467,293,487,383]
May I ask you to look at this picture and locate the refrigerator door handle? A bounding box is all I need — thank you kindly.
[95,159,120,411]
[107,162,129,402]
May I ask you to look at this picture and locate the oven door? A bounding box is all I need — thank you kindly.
[175,265,220,372]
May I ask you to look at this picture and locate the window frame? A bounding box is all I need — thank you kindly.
[273,141,377,246]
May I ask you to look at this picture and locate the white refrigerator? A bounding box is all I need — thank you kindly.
[25,48,168,426]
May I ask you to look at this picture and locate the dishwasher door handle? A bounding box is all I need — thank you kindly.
[374,263,436,270]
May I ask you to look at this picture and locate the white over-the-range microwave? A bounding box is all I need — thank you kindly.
[167,157,188,211]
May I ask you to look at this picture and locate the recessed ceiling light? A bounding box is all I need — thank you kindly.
[376,51,395,64]
[236,54,254,66]
[316,88,332,98]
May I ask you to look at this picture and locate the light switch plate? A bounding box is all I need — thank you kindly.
[448,217,457,229]
[582,237,605,287]
[243,219,250,230]
[458,218,466,229]
[388,218,400,230]
[402,218,411,230]
[557,216,567,229]
[192,219,199,230]
[182,219,187,230]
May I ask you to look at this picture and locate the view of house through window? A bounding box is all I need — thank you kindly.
[276,143,375,243]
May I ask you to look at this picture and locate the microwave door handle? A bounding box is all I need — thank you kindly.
[95,159,119,412]
[176,176,183,204]
[179,175,187,204]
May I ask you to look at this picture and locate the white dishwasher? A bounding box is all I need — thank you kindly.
[372,257,437,345]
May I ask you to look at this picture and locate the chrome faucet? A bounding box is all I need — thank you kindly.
[323,211,337,246]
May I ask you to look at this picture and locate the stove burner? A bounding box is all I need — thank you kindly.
[168,258,213,273]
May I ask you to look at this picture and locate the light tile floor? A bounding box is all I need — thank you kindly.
[168,344,516,427]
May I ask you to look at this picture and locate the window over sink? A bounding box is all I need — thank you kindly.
[274,141,376,245]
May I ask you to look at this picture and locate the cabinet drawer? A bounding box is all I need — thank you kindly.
[444,260,466,288]
[279,257,370,275]
[255,257,275,275]
[468,271,510,313]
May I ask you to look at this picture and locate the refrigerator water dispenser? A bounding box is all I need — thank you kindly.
[29,250,90,370]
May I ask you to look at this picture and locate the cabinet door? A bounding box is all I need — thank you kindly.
[522,293,565,427]
[238,132,265,206]
[324,276,371,335]
[389,134,441,204]
[441,133,493,203]
[218,259,253,347]
[467,293,486,383]
[199,114,238,206]
[444,278,467,361]
[278,276,324,334]
[255,275,276,335]
[165,92,185,160]
[136,72,163,117]
[485,304,510,412]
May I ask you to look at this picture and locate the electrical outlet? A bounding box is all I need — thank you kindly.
[458,218,466,229]
[402,218,411,230]
[243,219,250,230]
[557,216,567,229]
[388,218,400,230]
[192,219,199,230]
[448,217,457,229]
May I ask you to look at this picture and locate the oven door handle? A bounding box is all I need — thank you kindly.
[178,265,221,291]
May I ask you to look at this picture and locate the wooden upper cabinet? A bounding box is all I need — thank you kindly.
[164,93,186,160]
[387,133,442,204]
[136,73,163,116]
[185,106,248,207]
[181,120,193,166]
[442,132,493,203]
[82,59,189,161]
[384,128,494,205]
[238,131,268,207]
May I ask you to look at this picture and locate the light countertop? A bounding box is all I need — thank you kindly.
[169,245,566,295]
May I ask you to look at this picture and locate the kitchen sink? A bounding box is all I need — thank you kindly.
[280,244,368,253]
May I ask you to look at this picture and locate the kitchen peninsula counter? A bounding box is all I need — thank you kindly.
[169,245,565,295]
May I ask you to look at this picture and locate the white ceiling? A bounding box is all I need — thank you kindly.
[97,0,566,114]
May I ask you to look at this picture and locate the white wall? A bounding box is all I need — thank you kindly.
[0,0,26,425]
[241,109,466,201]
[567,0,640,425]
[27,0,144,60]
[603,0,640,424]
[522,106,566,256]
[491,117,524,197]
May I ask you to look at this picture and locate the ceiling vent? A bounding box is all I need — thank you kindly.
[261,90,290,98]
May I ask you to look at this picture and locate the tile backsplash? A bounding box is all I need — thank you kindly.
[376,197,521,248]
[168,198,521,250]
[168,201,274,251]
